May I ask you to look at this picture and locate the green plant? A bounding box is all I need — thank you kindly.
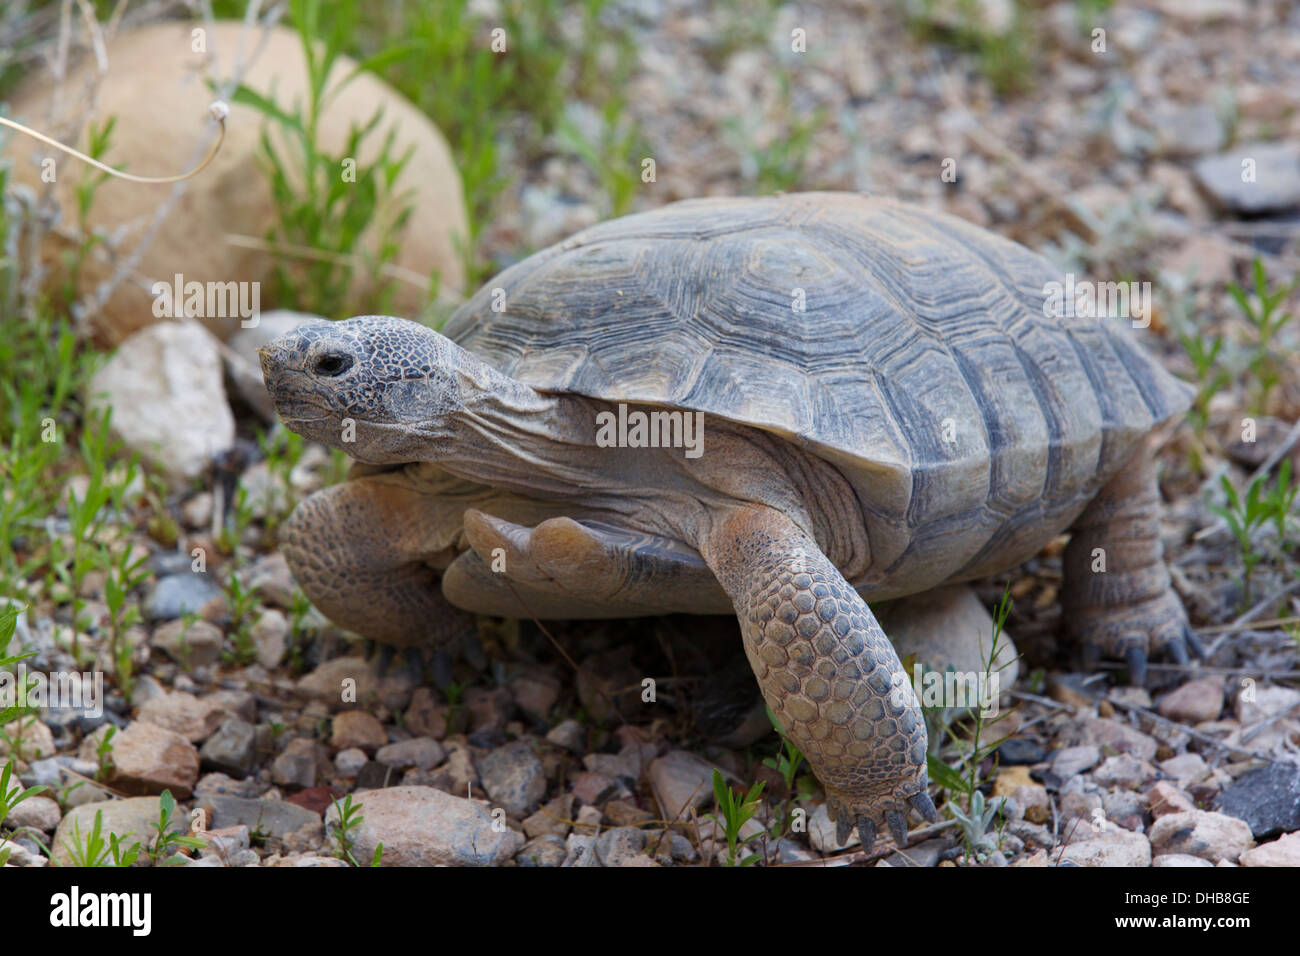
[0,759,47,866]
[948,788,1003,860]
[232,0,418,318]
[1211,462,1298,608]
[330,793,383,866]
[1228,259,1296,415]
[760,705,815,838]
[0,602,36,729]
[556,95,646,219]
[1178,331,1230,436]
[93,725,116,783]
[223,567,261,665]
[103,540,149,702]
[706,768,765,867]
[725,71,825,195]
[925,587,1017,807]
[149,789,207,865]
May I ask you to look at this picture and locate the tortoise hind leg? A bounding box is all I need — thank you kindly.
[280,474,476,650]
[1063,447,1200,685]
[699,505,936,850]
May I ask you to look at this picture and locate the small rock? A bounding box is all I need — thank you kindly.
[1150,810,1254,863]
[1157,677,1223,724]
[1194,143,1300,214]
[107,721,200,797]
[404,688,448,739]
[324,786,522,866]
[996,738,1046,765]
[1059,717,1158,762]
[605,799,655,828]
[375,737,445,771]
[199,717,257,777]
[1052,745,1101,777]
[1152,853,1214,867]
[517,834,567,867]
[87,322,235,480]
[511,669,560,724]
[465,686,514,733]
[1148,781,1198,818]
[545,719,585,753]
[1214,763,1300,839]
[648,750,715,824]
[198,825,251,859]
[144,574,224,622]
[150,616,222,671]
[1092,754,1153,790]
[884,837,949,868]
[270,737,329,789]
[596,826,650,866]
[3,795,61,832]
[137,692,229,743]
[523,794,574,839]
[250,610,288,669]
[1058,828,1152,867]
[180,492,214,530]
[0,719,56,761]
[296,657,413,713]
[330,711,388,754]
[1158,753,1209,785]
[207,795,323,843]
[1239,830,1300,867]
[242,553,296,608]
[477,741,546,817]
[334,748,368,777]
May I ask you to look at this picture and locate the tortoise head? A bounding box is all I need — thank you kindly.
[258,315,476,464]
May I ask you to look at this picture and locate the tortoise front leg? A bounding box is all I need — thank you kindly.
[280,474,476,650]
[700,506,937,850]
[1063,447,1202,684]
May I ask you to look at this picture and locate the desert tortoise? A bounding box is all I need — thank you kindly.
[259,192,1196,850]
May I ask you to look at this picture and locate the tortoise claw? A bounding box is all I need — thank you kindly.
[886,809,909,847]
[910,790,939,823]
[1167,636,1190,666]
[856,817,877,852]
[1184,625,1208,660]
[1125,645,1148,686]
[836,814,853,847]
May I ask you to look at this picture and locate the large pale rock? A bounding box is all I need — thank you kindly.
[51,797,184,865]
[87,322,234,479]
[106,721,201,798]
[878,585,1019,720]
[5,21,467,345]
[323,786,523,867]
[1058,828,1152,867]
[136,691,230,743]
[1150,810,1254,863]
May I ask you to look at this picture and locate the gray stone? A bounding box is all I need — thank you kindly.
[648,749,715,824]
[1214,763,1300,839]
[375,737,445,771]
[595,826,648,866]
[517,834,568,867]
[1153,853,1214,867]
[1052,745,1101,777]
[477,741,546,817]
[207,795,323,842]
[545,719,585,753]
[1092,754,1153,790]
[1057,828,1152,867]
[1194,143,1300,214]
[251,609,288,669]
[199,718,257,777]
[1150,810,1254,863]
[145,574,223,622]
[87,322,234,480]
[3,794,61,832]
[270,737,328,789]
[334,748,368,777]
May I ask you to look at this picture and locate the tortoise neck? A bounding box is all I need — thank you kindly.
[437,349,599,498]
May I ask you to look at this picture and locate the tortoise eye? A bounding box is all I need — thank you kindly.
[315,352,353,377]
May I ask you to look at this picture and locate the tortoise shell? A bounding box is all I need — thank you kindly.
[441,192,1190,593]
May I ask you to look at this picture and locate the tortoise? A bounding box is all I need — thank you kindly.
[258,192,1198,851]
